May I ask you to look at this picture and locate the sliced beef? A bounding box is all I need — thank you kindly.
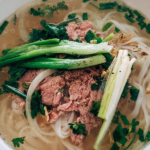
[71,132,85,146]
[40,76,65,106]
[15,69,39,108]
[49,110,64,123]
[66,21,95,41]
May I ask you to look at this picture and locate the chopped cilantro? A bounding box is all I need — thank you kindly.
[56,89,63,94]
[146,131,150,140]
[121,115,130,125]
[125,13,135,23]
[12,137,25,147]
[43,0,47,1]
[90,101,101,117]
[91,78,103,90]
[68,13,77,19]
[13,14,17,25]
[113,116,119,124]
[85,30,95,43]
[121,81,129,99]
[102,22,113,32]
[146,24,150,34]
[110,143,120,150]
[83,12,88,20]
[101,53,114,70]
[75,38,80,43]
[115,27,120,32]
[31,91,45,119]
[123,128,129,136]
[0,20,9,35]
[138,128,145,142]
[130,86,139,101]
[93,37,102,44]
[136,16,145,22]
[113,124,128,146]
[68,123,87,137]
[129,118,139,133]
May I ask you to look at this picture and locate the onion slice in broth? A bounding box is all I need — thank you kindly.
[26,69,56,143]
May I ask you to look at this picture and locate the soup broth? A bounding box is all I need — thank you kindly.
[0,0,150,150]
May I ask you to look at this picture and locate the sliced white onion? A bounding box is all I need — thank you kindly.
[26,69,56,143]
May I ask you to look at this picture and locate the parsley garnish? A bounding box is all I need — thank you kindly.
[85,30,95,43]
[90,101,101,117]
[68,123,87,137]
[0,20,9,35]
[75,38,80,43]
[110,143,120,150]
[121,81,129,99]
[12,137,25,147]
[102,22,113,32]
[146,24,150,34]
[68,13,77,19]
[124,13,135,23]
[83,12,88,20]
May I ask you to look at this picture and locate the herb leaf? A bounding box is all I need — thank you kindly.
[68,123,87,137]
[12,137,25,147]
[68,13,77,19]
[90,101,101,117]
[0,20,9,35]
[56,89,63,94]
[91,78,103,90]
[130,86,139,101]
[85,30,95,43]
[83,13,88,20]
[121,115,130,125]
[110,143,120,150]
[14,14,17,25]
[115,27,120,32]
[102,22,113,32]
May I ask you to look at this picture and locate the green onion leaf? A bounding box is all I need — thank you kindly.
[115,27,120,32]
[85,30,95,43]
[90,101,101,117]
[83,12,88,20]
[146,24,150,34]
[0,20,9,35]
[68,123,87,137]
[102,22,113,32]
[68,13,77,19]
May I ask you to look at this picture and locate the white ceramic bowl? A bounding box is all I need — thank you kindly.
[0,0,150,150]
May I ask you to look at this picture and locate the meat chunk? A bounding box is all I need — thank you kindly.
[15,69,39,108]
[41,76,65,106]
[71,132,85,146]
[66,21,94,41]
[49,110,64,123]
